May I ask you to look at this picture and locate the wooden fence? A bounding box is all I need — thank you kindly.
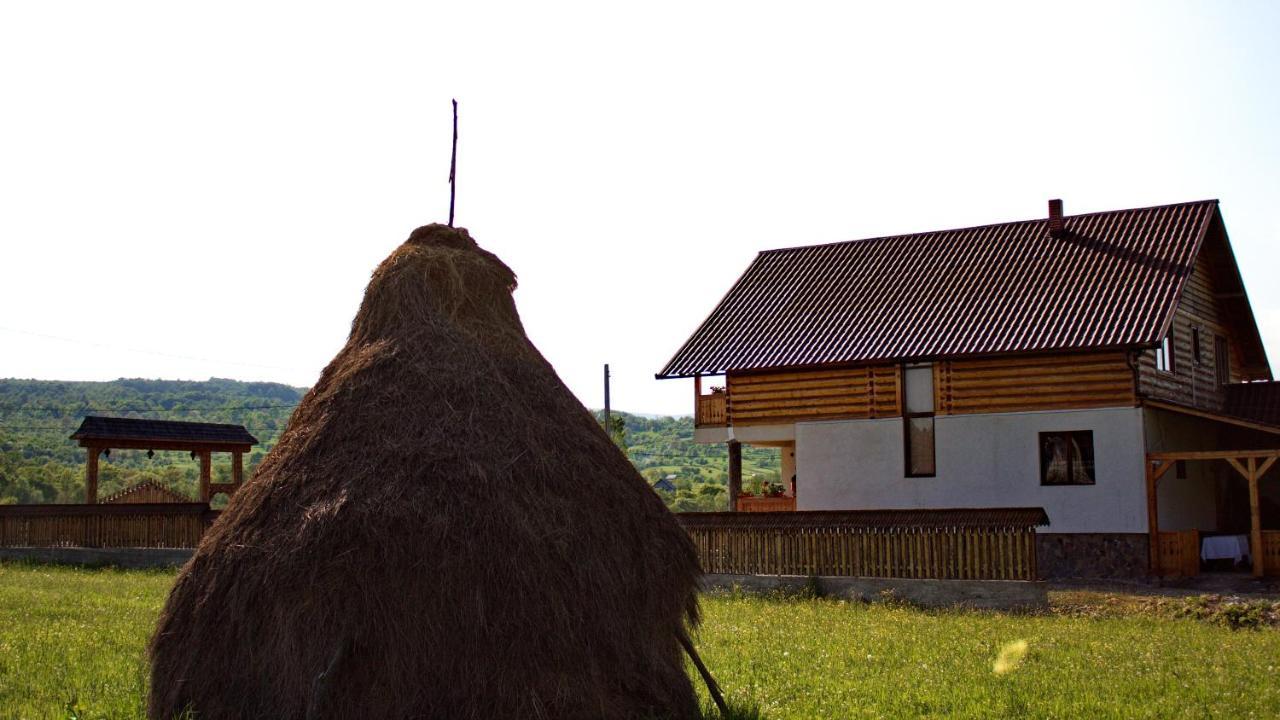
[1155,529,1200,577]
[1266,531,1280,576]
[0,503,218,549]
[677,508,1047,581]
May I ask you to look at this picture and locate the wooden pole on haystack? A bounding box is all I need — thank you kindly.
[603,364,611,436]
[448,99,458,227]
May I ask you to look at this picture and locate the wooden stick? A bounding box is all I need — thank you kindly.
[448,99,458,227]
[677,632,728,716]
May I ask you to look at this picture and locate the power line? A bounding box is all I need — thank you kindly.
[0,402,300,415]
[0,324,308,373]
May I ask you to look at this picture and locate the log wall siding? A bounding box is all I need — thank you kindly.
[716,353,1137,427]
[935,352,1135,415]
[725,366,900,426]
[1137,249,1251,413]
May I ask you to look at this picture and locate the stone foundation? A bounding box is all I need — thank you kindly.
[702,573,1047,610]
[1036,533,1149,579]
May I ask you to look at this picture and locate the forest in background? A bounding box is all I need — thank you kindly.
[0,378,776,512]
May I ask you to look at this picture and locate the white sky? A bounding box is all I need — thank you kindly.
[2,1,1278,416]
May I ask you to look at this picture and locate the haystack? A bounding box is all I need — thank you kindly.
[149,225,703,719]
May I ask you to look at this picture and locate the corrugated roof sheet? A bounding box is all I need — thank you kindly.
[1225,382,1280,428]
[71,416,258,446]
[660,200,1218,378]
[676,507,1050,529]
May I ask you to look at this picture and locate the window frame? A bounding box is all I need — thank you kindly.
[901,363,936,478]
[1038,430,1096,486]
[1155,327,1176,374]
[1191,326,1202,366]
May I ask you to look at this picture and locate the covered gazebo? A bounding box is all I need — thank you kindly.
[70,416,258,504]
[1147,447,1279,578]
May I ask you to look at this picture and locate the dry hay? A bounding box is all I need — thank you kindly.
[148,224,702,719]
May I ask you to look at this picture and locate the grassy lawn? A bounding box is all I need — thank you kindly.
[1,563,1278,719]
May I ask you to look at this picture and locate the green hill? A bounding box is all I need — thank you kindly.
[0,378,305,504]
[601,411,781,512]
[0,378,776,511]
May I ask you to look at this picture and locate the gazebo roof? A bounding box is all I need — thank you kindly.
[70,416,258,448]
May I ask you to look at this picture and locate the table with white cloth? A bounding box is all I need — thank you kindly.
[1200,534,1251,564]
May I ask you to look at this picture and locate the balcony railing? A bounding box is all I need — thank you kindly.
[695,392,727,427]
[736,496,795,512]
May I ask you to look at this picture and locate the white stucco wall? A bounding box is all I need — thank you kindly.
[794,407,1148,533]
[1141,408,1223,531]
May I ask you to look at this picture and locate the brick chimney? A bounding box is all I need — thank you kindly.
[1048,198,1065,238]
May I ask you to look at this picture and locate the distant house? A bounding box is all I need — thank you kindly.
[660,200,1280,578]
[652,476,677,493]
[100,480,191,504]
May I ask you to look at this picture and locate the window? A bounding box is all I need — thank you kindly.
[903,363,935,476]
[1039,431,1095,485]
[1155,328,1175,373]
[1191,327,1202,365]
[1214,335,1230,386]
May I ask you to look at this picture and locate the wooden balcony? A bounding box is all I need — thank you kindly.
[695,392,727,427]
[736,495,795,512]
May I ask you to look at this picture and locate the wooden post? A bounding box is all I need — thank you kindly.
[1146,458,1159,575]
[693,374,702,424]
[85,446,100,504]
[1248,457,1263,578]
[199,451,212,503]
[232,451,244,487]
[727,440,742,512]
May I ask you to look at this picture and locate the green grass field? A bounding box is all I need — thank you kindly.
[1,563,1278,719]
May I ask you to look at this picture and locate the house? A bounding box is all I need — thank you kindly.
[659,199,1280,578]
[652,476,677,493]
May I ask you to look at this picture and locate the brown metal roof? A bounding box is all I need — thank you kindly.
[71,416,258,446]
[659,200,1219,378]
[676,507,1050,529]
[1225,382,1280,428]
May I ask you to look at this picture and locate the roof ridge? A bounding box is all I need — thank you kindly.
[761,199,1220,255]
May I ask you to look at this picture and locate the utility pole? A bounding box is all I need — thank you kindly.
[448,99,458,227]
[603,363,611,436]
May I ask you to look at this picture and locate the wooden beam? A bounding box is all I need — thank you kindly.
[85,446,100,504]
[232,451,244,487]
[1149,449,1280,462]
[1249,458,1264,577]
[75,438,254,453]
[1256,455,1277,479]
[1227,457,1251,481]
[199,451,212,503]
[1152,459,1175,482]
[727,441,742,512]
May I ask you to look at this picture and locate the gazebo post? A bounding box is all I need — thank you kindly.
[199,451,212,503]
[232,451,244,487]
[85,445,100,504]
[1146,459,1159,574]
